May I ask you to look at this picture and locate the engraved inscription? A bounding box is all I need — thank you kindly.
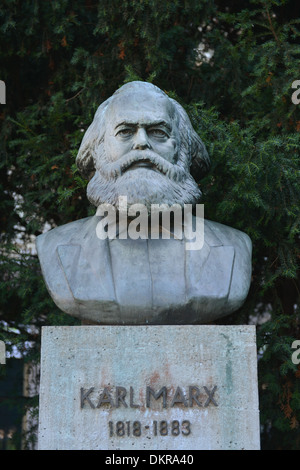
[80,385,218,409]
[108,420,192,437]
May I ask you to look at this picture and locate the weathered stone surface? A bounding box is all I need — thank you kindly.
[38,325,260,450]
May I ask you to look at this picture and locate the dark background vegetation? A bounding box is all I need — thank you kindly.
[0,0,299,449]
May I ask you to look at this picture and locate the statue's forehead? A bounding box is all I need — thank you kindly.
[106,90,174,128]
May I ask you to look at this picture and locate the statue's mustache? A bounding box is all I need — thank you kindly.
[99,149,187,182]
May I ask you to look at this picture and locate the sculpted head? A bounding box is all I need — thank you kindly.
[76,81,210,211]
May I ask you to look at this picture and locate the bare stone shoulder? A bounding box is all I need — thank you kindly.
[205,219,252,256]
[204,219,252,314]
[36,218,93,317]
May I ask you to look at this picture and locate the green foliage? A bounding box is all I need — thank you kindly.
[0,0,299,449]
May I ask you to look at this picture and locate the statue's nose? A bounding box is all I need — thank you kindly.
[132,128,151,150]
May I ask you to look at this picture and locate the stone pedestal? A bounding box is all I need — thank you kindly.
[38,325,260,450]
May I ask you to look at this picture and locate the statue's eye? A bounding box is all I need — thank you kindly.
[148,128,168,138]
[117,128,134,137]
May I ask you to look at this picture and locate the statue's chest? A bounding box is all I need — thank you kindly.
[58,237,234,312]
[108,238,187,308]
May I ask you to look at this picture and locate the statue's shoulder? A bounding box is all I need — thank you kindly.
[204,218,252,255]
[35,217,95,316]
[203,219,252,312]
[36,216,93,253]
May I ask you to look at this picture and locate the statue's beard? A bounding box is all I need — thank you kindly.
[86,145,201,211]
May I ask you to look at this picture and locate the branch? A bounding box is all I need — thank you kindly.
[265,7,280,46]
[65,88,84,103]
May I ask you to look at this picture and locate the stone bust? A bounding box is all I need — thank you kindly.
[36,81,252,324]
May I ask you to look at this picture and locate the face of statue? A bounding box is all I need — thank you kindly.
[103,89,179,172]
[86,85,202,210]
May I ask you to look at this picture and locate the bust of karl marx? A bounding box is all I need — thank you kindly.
[36,81,252,324]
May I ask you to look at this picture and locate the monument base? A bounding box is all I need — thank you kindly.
[38,325,260,450]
